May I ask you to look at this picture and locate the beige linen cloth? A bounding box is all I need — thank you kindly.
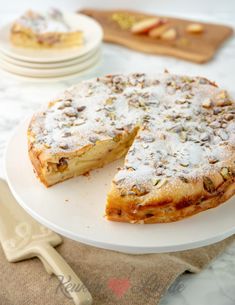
[1,236,234,305]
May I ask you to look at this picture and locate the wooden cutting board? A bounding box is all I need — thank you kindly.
[80,9,233,63]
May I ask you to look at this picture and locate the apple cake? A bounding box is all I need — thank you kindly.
[28,73,235,223]
[11,9,83,48]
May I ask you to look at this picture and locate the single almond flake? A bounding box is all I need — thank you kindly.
[179,131,187,142]
[220,167,231,180]
[152,178,161,186]
[155,178,168,189]
[105,97,115,105]
[77,106,86,112]
[224,114,234,121]
[214,90,232,107]
[59,143,69,150]
[208,156,218,164]
[217,130,229,141]
[58,104,65,110]
[64,109,77,117]
[180,160,189,167]
[203,176,215,193]
[179,176,189,183]
[62,131,72,137]
[44,143,51,149]
[202,98,212,108]
[200,132,210,142]
[89,136,99,144]
[64,100,72,107]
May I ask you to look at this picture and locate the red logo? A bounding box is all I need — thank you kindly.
[108,278,130,298]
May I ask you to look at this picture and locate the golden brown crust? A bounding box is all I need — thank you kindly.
[106,185,235,223]
[106,168,235,223]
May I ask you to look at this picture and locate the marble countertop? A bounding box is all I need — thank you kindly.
[0,0,235,304]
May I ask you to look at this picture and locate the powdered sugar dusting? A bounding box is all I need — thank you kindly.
[15,9,73,34]
[29,73,235,194]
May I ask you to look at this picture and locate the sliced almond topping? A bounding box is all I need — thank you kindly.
[208,156,218,164]
[203,176,215,193]
[64,108,77,117]
[155,178,168,189]
[200,132,210,142]
[107,112,116,121]
[224,114,234,121]
[179,176,189,183]
[220,167,231,180]
[217,130,229,141]
[180,160,189,167]
[152,178,161,186]
[89,136,99,144]
[58,104,65,110]
[62,131,72,137]
[202,98,212,108]
[131,185,149,196]
[77,106,86,112]
[64,100,72,107]
[105,97,115,105]
[59,143,69,150]
[44,143,51,149]
[214,90,232,107]
[179,131,187,142]
[186,23,204,34]
[159,133,166,140]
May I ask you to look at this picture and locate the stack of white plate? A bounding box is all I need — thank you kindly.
[0,13,103,81]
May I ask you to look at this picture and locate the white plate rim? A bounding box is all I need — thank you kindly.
[0,46,101,69]
[4,119,235,254]
[0,56,101,82]
[0,50,101,77]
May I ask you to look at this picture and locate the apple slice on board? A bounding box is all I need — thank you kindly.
[131,18,165,34]
[79,9,233,63]
[149,24,170,38]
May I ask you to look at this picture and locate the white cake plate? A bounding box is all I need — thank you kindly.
[4,119,235,254]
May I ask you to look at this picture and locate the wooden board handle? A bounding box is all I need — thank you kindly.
[35,242,93,305]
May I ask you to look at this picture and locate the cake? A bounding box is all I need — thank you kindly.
[11,9,83,48]
[28,73,235,223]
